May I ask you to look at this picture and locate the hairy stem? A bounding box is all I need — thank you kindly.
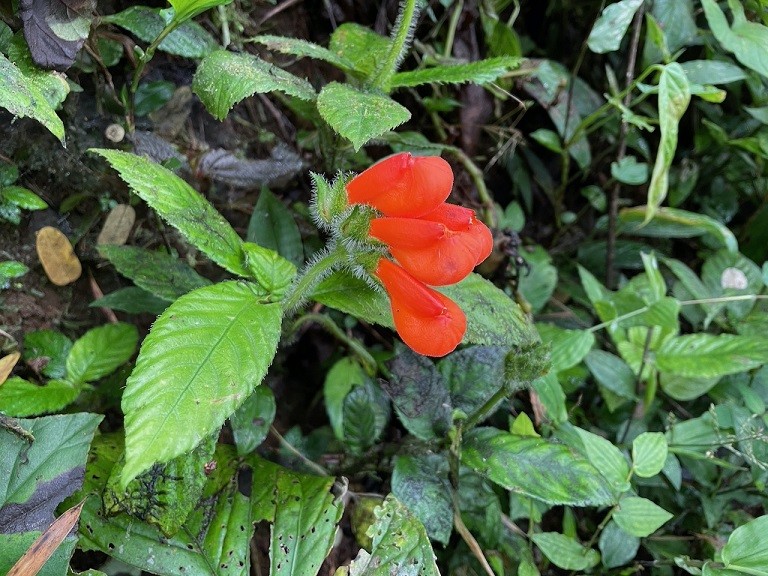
[282,245,349,311]
[370,0,422,91]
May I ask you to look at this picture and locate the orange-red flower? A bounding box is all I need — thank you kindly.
[368,203,493,286]
[345,152,452,217]
[345,153,493,357]
[375,258,466,357]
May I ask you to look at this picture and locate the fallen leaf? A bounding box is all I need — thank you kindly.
[0,352,21,385]
[97,204,136,246]
[7,499,85,576]
[35,226,82,286]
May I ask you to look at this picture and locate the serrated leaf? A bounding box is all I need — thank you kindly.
[389,56,521,88]
[702,0,768,79]
[587,0,644,54]
[0,377,79,417]
[531,532,600,570]
[721,515,768,572]
[105,6,217,58]
[92,149,249,277]
[66,323,138,385]
[462,428,615,506]
[317,83,410,151]
[632,432,668,478]
[438,345,507,416]
[347,494,440,576]
[342,381,390,455]
[242,242,296,297]
[193,50,316,120]
[120,282,281,486]
[391,454,452,545]
[251,34,354,71]
[329,23,390,77]
[646,63,690,222]
[0,53,64,142]
[23,329,72,380]
[536,324,594,372]
[247,188,304,267]
[612,496,672,537]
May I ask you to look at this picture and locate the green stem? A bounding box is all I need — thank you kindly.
[269,425,329,476]
[292,313,378,375]
[282,245,349,311]
[464,384,509,431]
[370,0,422,91]
[449,147,498,228]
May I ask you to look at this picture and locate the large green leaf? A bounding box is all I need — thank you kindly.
[120,282,282,486]
[92,149,248,277]
[702,0,768,79]
[247,189,304,267]
[587,0,644,54]
[462,428,615,506]
[66,323,138,385]
[317,82,411,151]
[531,532,600,571]
[0,414,101,576]
[566,425,631,496]
[0,54,64,142]
[391,454,453,545]
[247,456,344,576]
[655,334,768,379]
[193,50,316,120]
[98,245,211,301]
[329,23,390,77]
[646,63,690,222]
[0,377,79,417]
[720,515,768,573]
[345,495,440,576]
[389,56,521,89]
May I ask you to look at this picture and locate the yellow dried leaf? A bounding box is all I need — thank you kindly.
[35,226,82,286]
[0,351,20,385]
[97,204,136,246]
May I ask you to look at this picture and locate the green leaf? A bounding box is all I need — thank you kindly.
[531,372,567,424]
[230,386,275,456]
[584,350,637,401]
[587,0,644,54]
[0,260,28,283]
[312,271,392,328]
[0,54,64,142]
[612,496,672,537]
[383,348,452,441]
[721,515,768,572]
[646,63,690,222]
[251,34,355,71]
[702,0,768,79]
[105,6,218,58]
[247,188,304,267]
[66,323,138,385]
[643,0,697,64]
[619,206,738,252]
[90,286,170,315]
[438,345,507,416]
[391,454,452,545]
[342,379,390,455]
[0,413,101,574]
[92,149,249,277]
[569,425,631,496]
[317,82,410,151]
[324,357,367,441]
[599,520,640,568]
[655,334,768,379]
[632,432,668,478]
[23,329,72,380]
[242,242,296,297]
[0,377,79,417]
[168,0,233,23]
[1,185,47,209]
[531,532,600,570]
[346,494,440,576]
[193,50,316,120]
[389,56,521,88]
[517,245,558,313]
[120,282,282,486]
[680,59,747,85]
[530,128,563,153]
[329,23,390,77]
[462,428,615,506]
[246,456,344,576]
[536,324,594,372]
[611,156,648,185]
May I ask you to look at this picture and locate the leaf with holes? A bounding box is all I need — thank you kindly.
[120,281,281,486]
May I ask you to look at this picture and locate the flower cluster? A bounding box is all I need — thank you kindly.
[346,153,493,357]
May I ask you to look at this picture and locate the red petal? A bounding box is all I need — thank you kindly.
[421,204,494,265]
[369,217,446,249]
[375,258,466,357]
[346,153,453,217]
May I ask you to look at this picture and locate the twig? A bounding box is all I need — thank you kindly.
[606,5,645,288]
